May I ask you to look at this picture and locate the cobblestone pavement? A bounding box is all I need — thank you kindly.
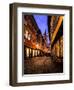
[24,56,63,74]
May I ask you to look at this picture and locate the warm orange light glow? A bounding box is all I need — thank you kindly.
[36,44,39,48]
[33,50,34,56]
[26,48,29,57]
[51,16,63,44]
[25,31,28,39]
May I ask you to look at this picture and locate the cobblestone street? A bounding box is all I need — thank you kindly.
[24,56,63,74]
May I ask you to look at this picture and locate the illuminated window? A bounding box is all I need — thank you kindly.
[28,34,31,40]
[30,48,31,54]
[35,50,37,56]
[33,50,34,57]
[34,50,36,56]
[25,31,28,39]
[26,48,29,57]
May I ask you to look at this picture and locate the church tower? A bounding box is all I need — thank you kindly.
[43,30,48,46]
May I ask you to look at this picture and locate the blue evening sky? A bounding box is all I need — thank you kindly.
[33,14,50,44]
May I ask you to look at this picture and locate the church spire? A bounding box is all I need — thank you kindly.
[44,30,47,36]
[43,30,47,44]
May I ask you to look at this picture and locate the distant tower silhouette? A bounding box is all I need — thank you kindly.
[43,30,48,45]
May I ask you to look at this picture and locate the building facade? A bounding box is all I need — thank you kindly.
[48,16,63,62]
[24,15,49,59]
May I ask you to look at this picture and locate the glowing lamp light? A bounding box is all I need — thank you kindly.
[25,31,28,39]
[36,44,39,48]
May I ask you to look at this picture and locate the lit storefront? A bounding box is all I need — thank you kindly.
[24,47,43,58]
